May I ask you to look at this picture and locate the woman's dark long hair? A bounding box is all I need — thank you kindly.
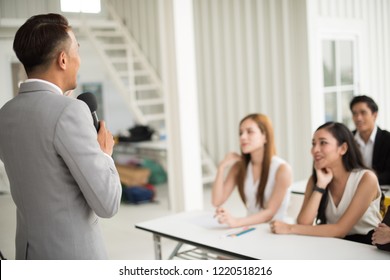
[313,122,367,224]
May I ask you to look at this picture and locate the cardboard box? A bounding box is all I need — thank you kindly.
[115,164,151,186]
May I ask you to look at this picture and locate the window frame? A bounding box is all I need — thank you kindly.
[319,33,360,129]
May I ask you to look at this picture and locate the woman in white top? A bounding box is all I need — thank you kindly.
[271,122,382,244]
[212,113,292,228]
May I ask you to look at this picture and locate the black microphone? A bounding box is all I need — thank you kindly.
[77,92,100,131]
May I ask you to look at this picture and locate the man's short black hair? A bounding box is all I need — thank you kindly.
[13,13,70,74]
[349,95,378,113]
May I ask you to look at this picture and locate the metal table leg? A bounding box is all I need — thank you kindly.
[168,242,184,260]
[153,234,162,259]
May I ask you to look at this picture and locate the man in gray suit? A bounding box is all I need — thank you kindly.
[0,14,122,259]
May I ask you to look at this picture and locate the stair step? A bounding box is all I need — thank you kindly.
[134,84,159,91]
[102,44,127,51]
[108,56,142,64]
[118,71,152,80]
[144,113,165,122]
[110,57,127,63]
[136,98,164,106]
[92,30,123,37]
[134,70,149,77]
[118,70,152,80]
[76,19,119,29]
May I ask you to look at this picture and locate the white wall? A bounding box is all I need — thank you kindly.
[0,38,14,106]
[193,0,313,182]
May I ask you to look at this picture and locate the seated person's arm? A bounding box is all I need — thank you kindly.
[229,163,292,227]
[274,171,380,238]
[296,177,322,225]
[212,153,241,207]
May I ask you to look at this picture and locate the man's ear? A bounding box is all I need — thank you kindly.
[373,111,378,120]
[57,51,67,70]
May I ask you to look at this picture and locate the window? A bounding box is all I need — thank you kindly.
[60,0,101,13]
[322,39,357,129]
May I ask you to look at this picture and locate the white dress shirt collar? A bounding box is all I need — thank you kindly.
[23,79,63,95]
[355,125,377,144]
[354,126,377,168]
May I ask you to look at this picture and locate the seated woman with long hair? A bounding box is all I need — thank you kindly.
[271,122,382,244]
[212,113,292,228]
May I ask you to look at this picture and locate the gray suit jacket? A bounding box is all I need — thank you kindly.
[0,81,122,259]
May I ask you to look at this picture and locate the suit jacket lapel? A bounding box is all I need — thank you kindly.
[373,127,383,165]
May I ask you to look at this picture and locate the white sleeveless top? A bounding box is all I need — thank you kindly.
[244,156,290,220]
[325,169,382,235]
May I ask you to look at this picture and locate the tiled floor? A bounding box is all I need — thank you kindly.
[0,183,302,260]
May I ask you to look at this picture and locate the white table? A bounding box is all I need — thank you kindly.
[290,180,307,195]
[291,182,390,195]
[135,210,390,260]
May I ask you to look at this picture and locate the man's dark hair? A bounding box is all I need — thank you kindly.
[13,13,70,74]
[349,95,379,113]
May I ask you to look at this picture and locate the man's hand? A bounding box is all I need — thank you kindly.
[97,121,114,156]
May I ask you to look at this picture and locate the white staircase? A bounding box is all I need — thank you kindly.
[83,15,164,129]
[82,1,216,185]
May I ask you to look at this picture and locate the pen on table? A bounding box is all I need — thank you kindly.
[228,227,256,237]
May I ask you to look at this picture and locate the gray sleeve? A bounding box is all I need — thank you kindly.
[54,100,122,218]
